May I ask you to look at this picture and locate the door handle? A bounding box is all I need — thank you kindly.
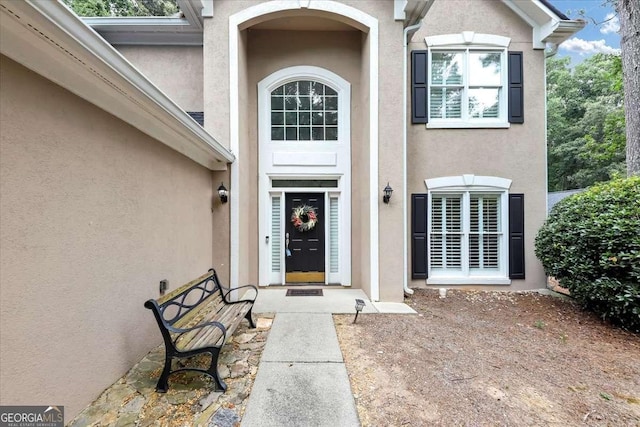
[285,232,291,257]
[265,236,269,244]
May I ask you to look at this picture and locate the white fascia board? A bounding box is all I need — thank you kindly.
[394,0,407,21]
[501,0,585,49]
[177,0,203,29]
[1,0,233,169]
[403,0,434,27]
[82,0,205,44]
[536,19,586,45]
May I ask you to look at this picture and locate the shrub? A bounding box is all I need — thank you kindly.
[535,177,640,332]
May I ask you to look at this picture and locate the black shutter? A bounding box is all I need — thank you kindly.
[412,193,428,279]
[412,50,428,124]
[509,193,525,279]
[508,51,524,124]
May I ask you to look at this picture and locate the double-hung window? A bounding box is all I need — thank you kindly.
[411,32,523,128]
[430,50,504,123]
[426,176,511,285]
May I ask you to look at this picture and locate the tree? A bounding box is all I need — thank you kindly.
[547,54,626,190]
[63,0,178,17]
[617,0,640,176]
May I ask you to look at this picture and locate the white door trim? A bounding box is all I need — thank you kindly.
[229,1,379,299]
[257,66,351,286]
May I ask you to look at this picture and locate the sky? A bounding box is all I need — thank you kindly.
[551,0,621,64]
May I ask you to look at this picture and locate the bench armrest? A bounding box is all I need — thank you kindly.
[219,284,258,305]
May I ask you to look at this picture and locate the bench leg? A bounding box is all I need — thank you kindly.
[156,353,172,393]
[207,348,227,392]
[245,307,256,329]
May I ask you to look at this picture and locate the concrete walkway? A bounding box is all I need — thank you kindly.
[242,289,416,426]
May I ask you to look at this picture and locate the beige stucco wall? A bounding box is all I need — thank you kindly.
[246,29,364,287]
[205,0,406,300]
[116,46,204,111]
[0,56,215,419]
[408,0,548,290]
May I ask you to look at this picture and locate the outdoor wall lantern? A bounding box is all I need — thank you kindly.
[383,182,393,204]
[217,182,228,204]
[354,298,366,323]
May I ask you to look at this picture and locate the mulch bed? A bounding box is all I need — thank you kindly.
[335,289,640,427]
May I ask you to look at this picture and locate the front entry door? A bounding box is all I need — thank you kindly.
[285,193,325,283]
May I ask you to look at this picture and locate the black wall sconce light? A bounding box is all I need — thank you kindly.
[383,182,393,204]
[217,182,228,204]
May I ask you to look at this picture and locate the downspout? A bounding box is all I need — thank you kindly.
[403,22,423,296]
[545,42,559,58]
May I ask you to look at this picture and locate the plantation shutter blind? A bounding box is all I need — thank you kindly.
[469,196,500,269]
[508,51,524,124]
[411,50,429,124]
[411,194,428,279]
[329,197,339,274]
[508,193,525,279]
[271,196,281,273]
[444,197,462,269]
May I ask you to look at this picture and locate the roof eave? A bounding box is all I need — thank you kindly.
[501,0,585,49]
[394,0,435,29]
[83,0,206,45]
[0,0,233,170]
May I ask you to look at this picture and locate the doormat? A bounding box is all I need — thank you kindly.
[286,289,323,297]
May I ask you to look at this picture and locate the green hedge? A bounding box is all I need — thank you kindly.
[535,177,640,332]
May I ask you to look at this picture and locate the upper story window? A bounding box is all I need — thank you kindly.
[430,50,504,121]
[270,80,338,141]
[412,32,523,128]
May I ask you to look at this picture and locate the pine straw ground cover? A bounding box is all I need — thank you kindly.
[335,289,640,427]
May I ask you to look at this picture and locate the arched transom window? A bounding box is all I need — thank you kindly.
[270,80,338,141]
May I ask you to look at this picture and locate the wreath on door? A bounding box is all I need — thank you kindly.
[291,204,318,232]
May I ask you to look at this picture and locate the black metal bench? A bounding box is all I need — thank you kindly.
[144,268,257,393]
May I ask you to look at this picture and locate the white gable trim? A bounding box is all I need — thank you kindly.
[500,0,585,49]
[228,1,380,300]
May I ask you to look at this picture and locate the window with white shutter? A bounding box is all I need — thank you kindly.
[425,175,511,285]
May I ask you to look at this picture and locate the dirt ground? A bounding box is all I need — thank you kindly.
[335,289,640,427]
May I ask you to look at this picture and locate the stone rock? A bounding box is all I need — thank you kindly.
[235,333,256,344]
[114,412,139,427]
[209,408,239,427]
[256,318,273,329]
[219,364,231,379]
[131,376,158,394]
[199,391,223,409]
[248,355,261,366]
[106,384,136,405]
[230,361,249,378]
[238,342,264,351]
[166,390,194,405]
[122,395,146,413]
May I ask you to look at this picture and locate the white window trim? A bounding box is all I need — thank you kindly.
[425,175,512,286]
[425,32,511,129]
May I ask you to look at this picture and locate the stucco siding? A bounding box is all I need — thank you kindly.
[0,56,214,418]
[116,46,204,112]
[408,1,548,289]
